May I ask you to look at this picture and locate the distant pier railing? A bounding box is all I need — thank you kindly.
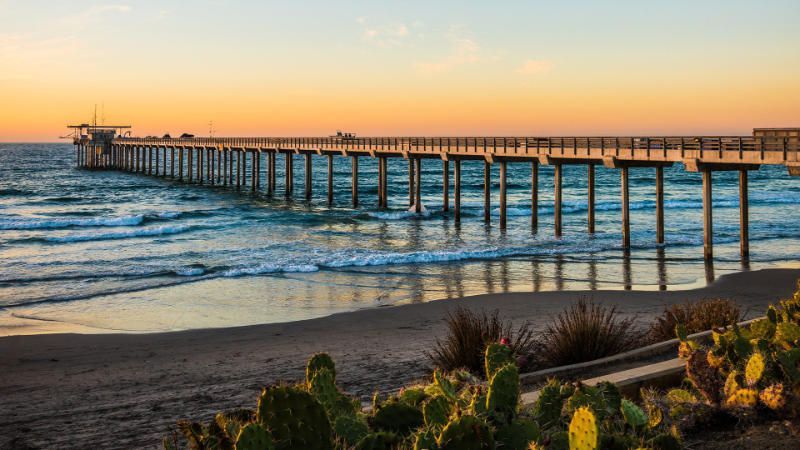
[72,131,800,261]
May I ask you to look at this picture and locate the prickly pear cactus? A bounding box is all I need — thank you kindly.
[485,342,514,379]
[437,415,495,450]
[532,379,564,429]
[620,399,648,428]
[369,399,424,435]
[235,423,274,450]
[495,419,540,450]
[215,409,253,442]
[306,352,336,387]
[486,363,520,423]
[568,407,598,450]
[725,388,758,408]
[423,395,451,428]
[745,352,766,386]
[399,386,428,407]
[759,383,788,411]
[354,432,398,450]
[685,350,722,404]
[256,385,332,450]
[413,428,439,450]
[775,322,800,349]
[308,367,358,419]
[434,369,458,402]
[333,414,369,447]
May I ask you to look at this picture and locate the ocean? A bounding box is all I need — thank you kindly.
[1,143,798,334]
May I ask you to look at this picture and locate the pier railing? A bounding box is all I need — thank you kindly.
[108,135,799,165]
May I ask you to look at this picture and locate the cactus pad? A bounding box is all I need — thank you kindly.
[256,385,332,450]
[333,415,369,447]
[306,353,336,387]
[235,423,274,450]
[745,352,766,386]
[568,406,598,450]
[485,342,514,380]
[437,415,495,450]
[620,399,648,428]
[725,388,758,408]
[369,399,424,435]
[495,419,540,450]
[486,363,520,423]
[533,379,564,428]
[423,395,451,428]
[759,383,788,411]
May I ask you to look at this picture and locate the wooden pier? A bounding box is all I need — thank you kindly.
[71,126,800,260]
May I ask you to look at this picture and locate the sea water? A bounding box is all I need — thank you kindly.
[1,143,798,334]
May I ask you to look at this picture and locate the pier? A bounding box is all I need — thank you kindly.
[70,125,800,260]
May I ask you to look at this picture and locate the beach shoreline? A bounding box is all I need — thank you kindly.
[1,267,799,449]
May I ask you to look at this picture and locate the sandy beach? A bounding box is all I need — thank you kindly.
[1,267,798,449]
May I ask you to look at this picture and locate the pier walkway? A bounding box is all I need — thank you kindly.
[72,128,800,260]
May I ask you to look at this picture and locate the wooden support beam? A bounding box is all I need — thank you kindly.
[171,148,175,178]
[148,146,152,175]
[499,161,507,229]
[209,149,214,185]
[588,164,595,234]
[327,154,333,205]
[531,161,539,231]
[352,156,359,207]
[454,160,462,223]
[305,153,312,200]
[223,150,228,186]
[415,158,422,213]
[216,149,222,183]
[378,157,388,208]
[554,164,562,237]
[442,160,449,212]
[739,170,749,258]
[179,148,184,180]
[197,148,203,184]
[703,170,713,260]
[656,166,664,244]
[285,152,293,196]
[408,159,415,207]
[155,147,159,175]
[484,161,491,223]
[188,147,193,182]
[270,151,276,194]
[621,167,630,249]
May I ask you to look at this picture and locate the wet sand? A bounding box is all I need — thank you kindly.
[1,268,798,449]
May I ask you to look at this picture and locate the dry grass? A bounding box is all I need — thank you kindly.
[647,298,742,342]
[536,298,643,367]
[427,307,536,377]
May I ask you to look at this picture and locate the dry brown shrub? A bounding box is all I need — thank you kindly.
[427,307,536,376]
[537,298,643,367]
[648,298,742,342]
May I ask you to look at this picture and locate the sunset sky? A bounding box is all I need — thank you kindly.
[1,0,799,142]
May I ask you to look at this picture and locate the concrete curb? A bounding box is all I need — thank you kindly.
[519,316,763,388]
